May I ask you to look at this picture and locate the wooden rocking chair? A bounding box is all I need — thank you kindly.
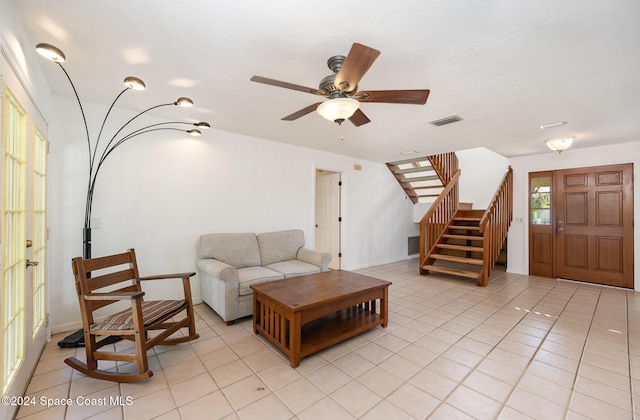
[65,249,200,382]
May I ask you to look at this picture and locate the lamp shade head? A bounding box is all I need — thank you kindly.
[195,121,211,129]
[546,136,574,153]
[35,43,66,63]
[176,97,194,107]
[187,129,202,136]
[317,98,360,124]
[124,76,146,90]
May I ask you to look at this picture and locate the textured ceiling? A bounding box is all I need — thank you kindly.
[11,0,640,163]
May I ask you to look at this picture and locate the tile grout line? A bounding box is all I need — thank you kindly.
[364,271,561,418]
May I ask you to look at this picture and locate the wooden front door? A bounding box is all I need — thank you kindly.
[529,164,634,288]
[555,164,634,288]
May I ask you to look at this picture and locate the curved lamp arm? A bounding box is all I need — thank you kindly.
[36,42,206,259]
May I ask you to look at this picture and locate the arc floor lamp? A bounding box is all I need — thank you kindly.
[36,43,209,259]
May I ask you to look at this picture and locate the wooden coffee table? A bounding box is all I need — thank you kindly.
[251,270,392,367]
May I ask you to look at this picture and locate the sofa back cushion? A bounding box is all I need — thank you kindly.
[257,230,305,266]
[197,233,261,268]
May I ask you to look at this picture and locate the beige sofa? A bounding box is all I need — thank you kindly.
[196,229,331,324]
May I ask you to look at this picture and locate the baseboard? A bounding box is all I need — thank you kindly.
[344,254,419,272]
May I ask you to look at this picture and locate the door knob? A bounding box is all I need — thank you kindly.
[26,260,39,268]
[26,239,33,248]
[557,227,564,233]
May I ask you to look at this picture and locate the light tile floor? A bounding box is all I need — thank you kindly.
[16,259,640,419]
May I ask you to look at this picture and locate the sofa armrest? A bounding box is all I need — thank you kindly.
[196,258,238,283]
[296,248,332,271]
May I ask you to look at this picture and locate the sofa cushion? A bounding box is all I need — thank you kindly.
[237,266,284,296]
[266,260,321,278]
[198,233,261,269]
[257,230,305,266]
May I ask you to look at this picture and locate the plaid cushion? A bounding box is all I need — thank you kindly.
[90,300,185,331]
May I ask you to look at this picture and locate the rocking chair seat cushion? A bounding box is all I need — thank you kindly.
[91,300,186,331]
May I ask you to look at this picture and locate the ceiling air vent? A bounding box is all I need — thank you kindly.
[430,115,463,127]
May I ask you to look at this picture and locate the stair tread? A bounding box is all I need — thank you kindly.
[422,265,480,279]
[449,225,481,231]
[454,217,482,222]
[431,254,484,265]
[443,234,482,240]
[437,243,484,252]
[401,175,441,183]
[394,166,434,175]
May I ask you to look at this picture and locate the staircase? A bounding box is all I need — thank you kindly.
[387,152,513,286]
[422,209,486,281]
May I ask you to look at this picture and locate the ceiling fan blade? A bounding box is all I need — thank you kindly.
[349,108,371,126]
[251,75,326,96]
[281,103,322,121]
[356,89,430,104]
[335,43,381,93]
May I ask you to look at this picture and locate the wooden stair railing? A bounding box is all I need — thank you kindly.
[419,170,460,274]
[417,152,459,272]
[478,166,513,286]
[428,152,458,185]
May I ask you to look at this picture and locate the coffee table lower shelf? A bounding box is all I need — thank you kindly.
[254,306,384,367]
[300,307,382,358]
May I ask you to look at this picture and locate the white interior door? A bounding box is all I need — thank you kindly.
[315,170,341,269]
[1,68,48,419]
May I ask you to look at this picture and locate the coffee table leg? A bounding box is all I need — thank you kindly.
[253,293,259,334]
[381,286,389,328]
[290,313,301,367]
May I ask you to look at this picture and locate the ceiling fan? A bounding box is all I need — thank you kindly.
[250,43,430,126]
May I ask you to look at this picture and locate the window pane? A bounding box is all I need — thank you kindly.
[532,209,551,225]
[530,175,551,225]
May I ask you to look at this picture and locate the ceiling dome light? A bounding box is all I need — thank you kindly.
[123,76,146,90]
[546,136,574,153]
[175,97,194,107]
[35,43,66,63]
[317,98,360,125]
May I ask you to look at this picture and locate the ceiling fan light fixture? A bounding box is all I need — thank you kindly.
[35,42,66,63]
[317,98,359,124]
[546,136,574,153]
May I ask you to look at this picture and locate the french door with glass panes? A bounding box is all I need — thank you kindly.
[1,77,48,419]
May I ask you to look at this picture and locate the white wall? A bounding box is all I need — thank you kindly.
[507,141,640,290]
[47,96,418,332]
[412,147,509,222]
[0,1,53,116]
[457,147,510,209]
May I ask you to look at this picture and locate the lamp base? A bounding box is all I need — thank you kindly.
[83,227,91,260]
